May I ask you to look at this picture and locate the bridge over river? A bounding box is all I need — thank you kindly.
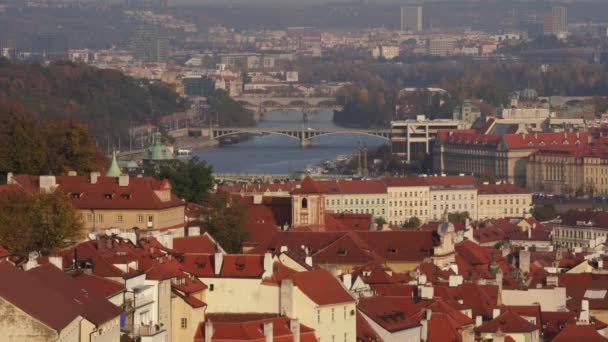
[233,96,343,121]
[209,126,391,147]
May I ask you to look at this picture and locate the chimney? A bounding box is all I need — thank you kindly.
[280,245,288,253]
[49,255,63,270]
[118,174,129,187]
[599,259,604,270]
[289,319,300,342]
[475,315,483,327]
[263,322,273,342]
[214,252,223,276]
[493,308,501,319]
[6,172,14,184]
[263,252,273,278]
[204,321,213,342]
[493,331,505,342]
[90,172,100,184]
[254,194,263,205]
[39,175,57,193]
[343,273,352,290]
[527,227,532,239]
[579,300,590,324]
[188,226,201,237]
[23,251,40,271]
[280,279,294,317]
[305,256,313,267]
[519,249,530,274]
[68,171,77,176]
[421,313,429,341]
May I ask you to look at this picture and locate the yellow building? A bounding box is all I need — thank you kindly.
[9,173,186,238]
[477,183,532,220]
[383,177,430,226]
[281,269,357,342]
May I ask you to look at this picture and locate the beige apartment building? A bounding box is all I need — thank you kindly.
[477,183,532,220]
[383,177,430,226]
[9,173,186,237]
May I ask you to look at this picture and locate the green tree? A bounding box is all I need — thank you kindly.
[0,188,83,256]
[0,102,46,180]
[146,157,214,204]
[402,216,421,228]
[532,204,558,222]
[374,217,387,227]
[206,89,255,127]
[201,192,249,253]
[448,211,470,224]
[43,120,106,175]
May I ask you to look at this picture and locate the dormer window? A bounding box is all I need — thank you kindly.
[528,141,534,146]
[539,141,546,146]
[104,193,114,199]
[337,248,347,256]
[71,193,82,199]
[387,247,397,253]
[121,193,132,200]
[563,140,569,145]
[236,263,245,271]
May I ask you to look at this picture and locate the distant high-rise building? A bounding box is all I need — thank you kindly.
[134,27,169,63]
[400,6,423,32]
[0,40,17,59]
[544,6,567,35]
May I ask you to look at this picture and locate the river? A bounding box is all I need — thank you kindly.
[189,110,388,174]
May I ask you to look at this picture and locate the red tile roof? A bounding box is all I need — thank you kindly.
[357,296,423,332]
[73,273,125,299]
[12,175,185,210]
[503,132,588,149]
[291,176,323,194]
[194,315,317,342]
[477,183,529,195]
[173,235,218,254]
[291,269,355,305]
[356,311,382,342]
[219,255,265,278]
[552,323,608,342]
[0,262,82,331]
[27,264,122,326]
[475,310,538,333]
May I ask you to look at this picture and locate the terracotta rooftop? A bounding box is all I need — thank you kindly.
[475,310,538,333]
[0,262,82,331]
[477,183,529,195]
[11,175,185,210]
[194,315,317,342]
[72,273,125,299]
[291,269,355,306]
[27,264,122,327]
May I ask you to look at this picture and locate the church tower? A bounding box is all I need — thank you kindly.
[291,177,325,227]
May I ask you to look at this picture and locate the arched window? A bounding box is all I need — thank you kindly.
[302,198,308,209]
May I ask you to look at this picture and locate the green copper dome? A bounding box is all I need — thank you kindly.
[106,150,122,177]
[144,132,174,162]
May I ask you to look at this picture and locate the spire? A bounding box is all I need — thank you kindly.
[106,150,121,177]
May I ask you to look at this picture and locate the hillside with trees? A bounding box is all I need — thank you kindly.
[0,59,188,142]
[296,58,608,128]
[0,101,106,182]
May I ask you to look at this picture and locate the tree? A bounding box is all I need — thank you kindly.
[146,157,214,204]
[0,188,83,256]
[374,217,387,227]
[201,192,249,253]
[0,102,46,180]
[402,216,421,228]
[0,101,107,181]
[532,204,558,222]
[448,211,470,224]
[43,120,106,175]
